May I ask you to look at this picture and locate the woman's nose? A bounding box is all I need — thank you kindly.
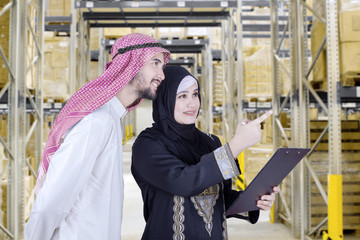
[187,99,196,107]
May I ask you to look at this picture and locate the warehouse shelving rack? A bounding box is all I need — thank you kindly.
[76,0,359,238]
[270,1,311,238]
[0,1,238,238]
[270,0,347,239]
[2,0,356,239]
[0,0,45,239]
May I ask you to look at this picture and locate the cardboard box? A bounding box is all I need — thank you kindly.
[51,51,69,68]
[243,46,272,98]
[48,0,65,16]
[44,80,69,98]
[64,0,71,16]
[104,28,132,39]
[310,19,327,82]
[340,41,360,76]
[310,18,360,84]
[90,28,100,50]
[339,10,360,42]
[312,0,326,19]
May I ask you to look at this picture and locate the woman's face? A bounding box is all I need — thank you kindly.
[174,83,200,124]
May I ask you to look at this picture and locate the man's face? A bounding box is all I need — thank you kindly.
[131,53,165,100]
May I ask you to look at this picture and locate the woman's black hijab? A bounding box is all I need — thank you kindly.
[147,66,219,165]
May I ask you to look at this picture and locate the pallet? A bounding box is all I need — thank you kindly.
[309,149,360,234]
[341,71,360,86]
[278,146,360,235]
[184,35,206,40]
[159,36,181,40]
[310,79,327,91]
[309,72,360,90]
[213,102,222,107]
[310,120,359,131]
[44,96,66,103]
[243,97,272,103]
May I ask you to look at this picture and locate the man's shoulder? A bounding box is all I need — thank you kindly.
[82,104,113,126]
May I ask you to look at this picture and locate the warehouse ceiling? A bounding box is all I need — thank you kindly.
[45,0,309,39]
[78,0,240,27]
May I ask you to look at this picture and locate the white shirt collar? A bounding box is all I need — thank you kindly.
[108,96,127,119]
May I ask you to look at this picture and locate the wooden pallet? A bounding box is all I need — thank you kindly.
[159,36,181,40]
[184,35,206,40]
[243,97,272,103]
[44,96,66,103]
[310,79,327,91]
[309,71,360,90]
[341,71,360,86]
[309,150,360,234]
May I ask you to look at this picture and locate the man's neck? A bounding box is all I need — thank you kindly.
[116,85,140,109]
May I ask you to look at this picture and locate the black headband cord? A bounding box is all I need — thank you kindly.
[112,42,165,60]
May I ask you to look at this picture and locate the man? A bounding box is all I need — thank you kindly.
[25,33,170,240]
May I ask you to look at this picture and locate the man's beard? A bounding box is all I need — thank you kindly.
[129,72,158,100]
[137,86,156,100]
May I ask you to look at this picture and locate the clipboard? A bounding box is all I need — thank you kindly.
[226,148,310,216]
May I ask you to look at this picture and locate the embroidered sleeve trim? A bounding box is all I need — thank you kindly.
[173,195,185,240]
[214,145,240,180]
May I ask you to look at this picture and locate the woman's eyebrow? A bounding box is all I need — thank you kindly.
[177,90,189,95]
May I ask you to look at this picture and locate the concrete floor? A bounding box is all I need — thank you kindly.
[121,140,359,240]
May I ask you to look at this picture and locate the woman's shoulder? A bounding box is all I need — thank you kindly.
[134,127,163,144]
[132,127,168,153]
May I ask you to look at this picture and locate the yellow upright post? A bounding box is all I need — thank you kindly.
[235,151,246,191]
[270,204,275,223]
[125,125,130,142]
[326,175,343,240]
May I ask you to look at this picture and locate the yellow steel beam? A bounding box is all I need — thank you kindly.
[323,174,343,240]
[235,151,246,191]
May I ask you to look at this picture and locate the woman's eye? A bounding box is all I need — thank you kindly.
[178,94,186,99]
[193,92,199,97]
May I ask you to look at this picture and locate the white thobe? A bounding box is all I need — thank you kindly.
[25,97,127,240]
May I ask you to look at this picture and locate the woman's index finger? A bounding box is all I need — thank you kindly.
[253,110,273,124]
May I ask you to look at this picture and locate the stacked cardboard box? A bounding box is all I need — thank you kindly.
[185,27,207,39]
[156,27,185,40]
[212,115,222,136]
[104,28,132,40]
[211,27,222,50]
[339,13,360,86]
[90,28,100,51]
[43,33,70,100]
[244,45,272,99]
[48,0,71,16]
[0,0,9,88]
[309,120,360,232]
[212,62,223,107]
[311,1,360,89]
[281,118,360,233]
[244,143,273,185]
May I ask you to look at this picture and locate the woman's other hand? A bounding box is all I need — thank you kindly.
[256,185,280,211]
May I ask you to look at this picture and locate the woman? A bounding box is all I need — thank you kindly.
[131,66,279,239]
